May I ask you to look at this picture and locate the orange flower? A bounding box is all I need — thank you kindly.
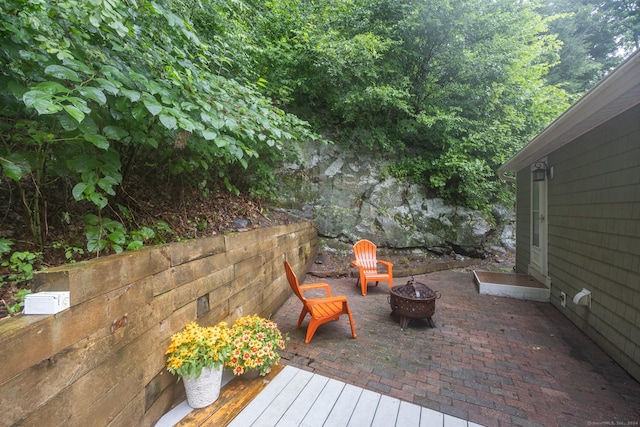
[224,314,285,377]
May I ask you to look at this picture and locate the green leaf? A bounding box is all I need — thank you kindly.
[165,11,184,28]
[83,214,100,226]
[89,12,102,29]
[78,116,98,135]
[44,65,81,82]
[23,90,63,115]
[59,114,79,131]
[108,21,129,38]
[83,134,110,150]
[224,117,239,131]
[108,230,126,245]
[72,182,88,201]
[0,238,13,255]
[139,226,155,239]
[201,111,224,129]
[1,160,22,181]
[97,177,117,195]
[103,126,129,141]
[228,144,243,160]
[214,136,228,148]
[77,86,106,105]
[7,80,27,99]
[35,81,69,95]
[178,117,196,132]
[131,104,147,121]
[100,65,127,82]
[143,96,163,116]
[89,191,108,209]
[66,96,91,113]
[85,224,106,253]
[62,58,94,74]
[127,241,144,251]
[159,113,177,129]
[155,221,174,234]
[63,104,85,122]
[95,78,121,95]
[202,129,217,140]
[120,88,141,102]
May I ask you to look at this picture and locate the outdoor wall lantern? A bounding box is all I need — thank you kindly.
[532,161,551,182]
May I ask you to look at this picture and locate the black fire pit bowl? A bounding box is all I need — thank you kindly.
[388,277,441,329]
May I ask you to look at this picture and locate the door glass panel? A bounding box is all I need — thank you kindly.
[532,181,540,247]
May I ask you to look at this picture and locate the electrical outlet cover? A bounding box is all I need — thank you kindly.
[24,291,71,315]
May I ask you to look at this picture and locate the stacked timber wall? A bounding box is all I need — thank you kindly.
[0,222,318,426]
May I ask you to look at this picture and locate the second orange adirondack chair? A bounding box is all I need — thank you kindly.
[284,260,357,344]
[351,239,394,296]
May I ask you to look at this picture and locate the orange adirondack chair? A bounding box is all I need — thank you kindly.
[284,260,357,344]
[351,239,394,296]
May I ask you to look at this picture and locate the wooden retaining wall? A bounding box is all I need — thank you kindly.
[0,222,318,426]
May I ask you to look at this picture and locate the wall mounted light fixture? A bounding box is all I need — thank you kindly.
[532,161,551,182]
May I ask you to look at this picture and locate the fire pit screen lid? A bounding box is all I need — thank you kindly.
[390,277,439,300]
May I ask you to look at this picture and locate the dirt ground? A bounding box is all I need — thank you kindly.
[308,246,515,279]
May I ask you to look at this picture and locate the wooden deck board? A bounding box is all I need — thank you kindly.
[397,401,422,427]
[159,365,484,427]
[445,413,469,427]
[323,383,363,426]
[256,369,314,425]
[277,374,330,427]
[299,378,346,427]
[225,365,298,427]
[347,389,380,427]
[371,395,401,427]
[174,364,285,427]
[420,407,444,426]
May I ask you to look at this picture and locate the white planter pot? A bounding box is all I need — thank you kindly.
[182,365,223,408]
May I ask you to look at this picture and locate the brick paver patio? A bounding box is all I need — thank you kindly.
[272,269,640,427]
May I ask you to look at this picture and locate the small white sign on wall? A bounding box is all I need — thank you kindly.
[24,291,71,315]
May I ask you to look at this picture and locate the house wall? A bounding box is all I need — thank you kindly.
[0,222,318,426]
[517,103,640,382]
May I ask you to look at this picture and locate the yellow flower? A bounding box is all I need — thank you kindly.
[165,321,232,378]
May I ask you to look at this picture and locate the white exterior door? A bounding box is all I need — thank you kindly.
[529,165,549,284]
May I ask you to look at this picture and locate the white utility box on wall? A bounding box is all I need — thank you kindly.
[24,291,71,315]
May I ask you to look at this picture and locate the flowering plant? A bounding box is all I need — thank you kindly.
[165,321,232,378]
[226,315,286,376]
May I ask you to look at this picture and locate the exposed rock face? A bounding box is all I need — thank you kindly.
[275,141,514,257]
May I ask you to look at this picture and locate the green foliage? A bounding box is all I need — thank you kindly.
[3,289,32,316]
[260,0,574,207]
[1,0,315,256]
[0,239,13,257]
[1,0,632,264]
[1,250,42,287]
[539,0,631,93]
[81,214,171,254]
[52,241,85,263]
